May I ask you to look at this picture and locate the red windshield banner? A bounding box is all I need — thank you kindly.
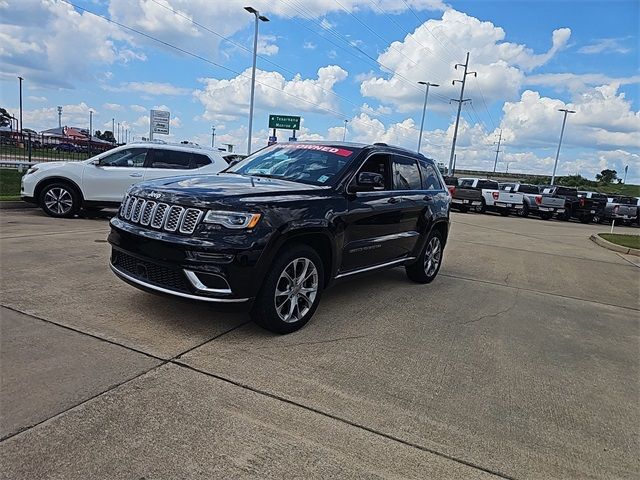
[280,144,354,157]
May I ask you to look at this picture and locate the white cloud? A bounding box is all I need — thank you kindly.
[360,9,570,112]
[500,85,640,150]
[103,103,123,111]
[130,104,147,112]
[578,38,631,55]
[104,81,190,96]
[525,73,640,94]
[27,96,47,103]
[6,102,96,132]
[256,35,279,56]
[303,42,317,50]
[0,0,141,88]
[194,65,348,122]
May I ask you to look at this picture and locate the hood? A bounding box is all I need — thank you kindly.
[128,173,330,207]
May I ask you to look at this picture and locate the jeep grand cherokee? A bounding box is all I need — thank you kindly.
[108,141,451,333]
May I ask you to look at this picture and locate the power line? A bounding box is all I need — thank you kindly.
[473,76,497,130]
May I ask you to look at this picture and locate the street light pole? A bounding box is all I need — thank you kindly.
[245,6,269,155]
[212,126,216,147]
[18,76,23,135]
[417,81,439,153]
[342,120,348,141]
[551,108,576,185]
[57,106,62,129]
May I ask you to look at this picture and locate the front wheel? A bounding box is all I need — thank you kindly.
[251,245,324,334]
[406,230,444,284]
[40,182,80,218]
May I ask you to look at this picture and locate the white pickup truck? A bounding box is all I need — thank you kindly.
[457,178,524,216]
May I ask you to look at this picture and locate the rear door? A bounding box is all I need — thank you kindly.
[82,147,148,202]
[391,155,426,257]
[340,153,408,273]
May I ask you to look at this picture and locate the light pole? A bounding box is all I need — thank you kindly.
[18,76,23,135]
[551,108,576,185]
[112,118,115,142]
[342,119,348,141]
[57,106,62,129]
[212,126,216,147]
[417,81,438,153]
[117,122,120,144]
[245,6,269,155]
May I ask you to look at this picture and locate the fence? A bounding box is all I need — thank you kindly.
[0,131,116,166]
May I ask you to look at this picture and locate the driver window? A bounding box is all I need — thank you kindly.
[358,154,390,189]
[99,148,147,167]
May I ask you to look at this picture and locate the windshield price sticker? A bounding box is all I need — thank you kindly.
[281,144,353,157]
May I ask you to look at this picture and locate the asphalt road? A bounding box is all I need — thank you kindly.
[1,208,638,479]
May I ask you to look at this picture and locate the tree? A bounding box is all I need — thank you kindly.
[94,130,116,143]
[0,107,13,128]
[595,169,617,184]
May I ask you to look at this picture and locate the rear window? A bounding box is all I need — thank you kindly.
[459,179,475,188]
[556,187,577,196]
[518,184,539,194]
[392,156,422,190]
[420,162,443,190]
[478,180,499,190]
[193,154,211,168]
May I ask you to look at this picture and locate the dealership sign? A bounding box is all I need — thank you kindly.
[150,110,170,135]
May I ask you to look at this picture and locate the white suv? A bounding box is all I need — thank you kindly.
[21,141,228,218]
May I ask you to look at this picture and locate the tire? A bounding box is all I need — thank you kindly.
[251,245,324,334]
[540,212,552,220]
[593,214,603,224]
[406,229,444,284]
[476,199,486,214]
[39,182,80,218]
[499,208,510,217]
[557,209,571,221]
[518,203,529,218]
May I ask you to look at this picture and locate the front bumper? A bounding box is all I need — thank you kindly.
[108,218,272,303]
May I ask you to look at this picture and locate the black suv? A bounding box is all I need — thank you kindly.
[108,142,451,333]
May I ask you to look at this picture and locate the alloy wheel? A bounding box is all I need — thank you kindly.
[424,236,442,277]
[274,257,319,323]
[44,187,73,215]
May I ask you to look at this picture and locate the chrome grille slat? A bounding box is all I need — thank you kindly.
[151,203,169,229]
[179,208,203,234]
[131,199,145,223]
[140,201,156,226]
[164,206,185,232]
[120,196,204,235]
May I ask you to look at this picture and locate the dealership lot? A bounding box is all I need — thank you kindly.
[1,209,638,479]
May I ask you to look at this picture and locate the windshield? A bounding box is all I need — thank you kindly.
[228,144,360,185]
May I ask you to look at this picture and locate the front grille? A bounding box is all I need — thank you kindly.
[111,250,191,293]
[119,195,205,235]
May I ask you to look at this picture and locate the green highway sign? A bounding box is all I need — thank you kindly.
[269,114,300,130]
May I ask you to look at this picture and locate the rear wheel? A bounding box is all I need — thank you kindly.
[251,245,324,334]
[406,230,443,284]
[518,203,530,218]
[40,182,80,218]
[476,199,486,214]
[557,209,571,221]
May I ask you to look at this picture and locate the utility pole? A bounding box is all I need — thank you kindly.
[112,118,115,142]
[117,122,120,144]
[18,76,23,134]
[211,126,216,147]
[623,165,628,184]
[448,52,476,175]
[551,108,575,185]
[245,6,269,155]
[342,120,348,141]
[417,81,439,153]
[57,106,62,129]
[492,129,503,173]
[89,110,93,138]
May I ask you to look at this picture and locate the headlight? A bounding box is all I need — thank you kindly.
[25,166,39,175]
[203,210,261,229]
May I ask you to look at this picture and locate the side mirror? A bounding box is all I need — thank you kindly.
[349,172,384,193]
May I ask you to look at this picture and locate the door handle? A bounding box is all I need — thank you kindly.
[387,197,400,204]
[129,173,143,178]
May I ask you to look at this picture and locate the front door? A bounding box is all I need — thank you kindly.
[340,154,408,273]
[82,148,148,202]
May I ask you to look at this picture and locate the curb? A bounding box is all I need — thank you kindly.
[0,201,37,210]
[590,234,640,257]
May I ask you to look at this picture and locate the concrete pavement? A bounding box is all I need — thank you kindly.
[0,209,638,479]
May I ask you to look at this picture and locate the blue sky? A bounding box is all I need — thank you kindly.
[1,0,638,181]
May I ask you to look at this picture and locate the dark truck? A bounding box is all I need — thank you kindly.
[540,186,604,223]
[500,183,565,219]
[443,176,483,212]
[108,142,451,334]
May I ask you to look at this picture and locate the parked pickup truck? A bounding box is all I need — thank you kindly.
[500,183,565,220]
[457,178,523,216]
[601,196,639,225]
[443,176,483,212]
[577,191,608,223]
[540,186,600,223]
